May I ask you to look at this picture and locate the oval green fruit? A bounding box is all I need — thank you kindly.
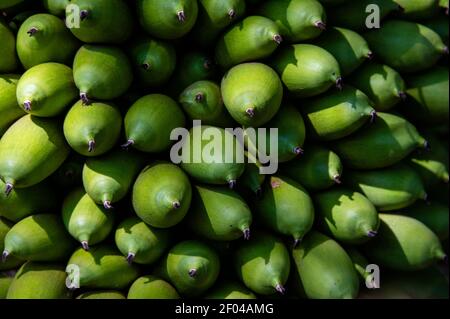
[128,275,180,299]
[77,290,126,299]
[0,218,23,271]
[406,201,449,240]
[205,281,257,299]
[0,21,18,72]
[0,272,14,299]
[42,0,70,17]
[0,74,25,135]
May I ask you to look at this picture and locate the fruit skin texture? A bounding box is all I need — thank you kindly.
[77,290,126,299]
[128,275,180,299]
[137,0,198,40]
[42,0,70,17]
[67,245,140,290]
[406,201,449,240]
[0,273,14,299]
[333,112,427,170]
[132,162,192,228]
[0,21,18,72]
[394,0,439,20]
[205,281,257,299]
[0,74,25,135]
[314,189,380,244]
[3,214,75,262]
[345,164,427,211]
[188,185,252,241]
[0,218,23,271]
[346,248,370,282]
[272,44,341,98]
[301,86,376,141]
[7,262,71,299]
[292,231,360,299]
[221,63,283,127]
[16,13,79,69]
[364,20,447,74]
[16,63,78,117]
[0,115,70,189]
[234,233,290,295]
[364,214,446,271]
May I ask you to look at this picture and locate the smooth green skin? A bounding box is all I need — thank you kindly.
[271,44,341,98]
[349,62,406,111]
[77,290,126,299]
[364,20,447,74]
[406,201,449,240]
[365,214,446,271]
[234,233,290,295]
[188,185,252,241]
[345,248,370,282]
[302,86,375,141]
[282,145,342,191]
[255,176,315,242]
[0,218,23,271]
[4,214,75,262]
[0,74,25,136]
[67,245,140,290]
[205,281,257,299]
[132,162,192,228]
[69,0,133,44]
[425,16,449,45]
[17,14,79,69]
[315,189,380,244]
[129,37,177,87]
[221,63,283,127]
[157,240,220,297]
[394,0,439,20]
[345,164,427,212]
[315,27,371,76]
[137,0,198,40]
[73,45,133,100]
[0,274,13,299]
[0,0,25,9]
[16,63,78,117]
[83,150,144,206]
[42,0,70,16]
[292,231,359,299]
[0,115,70,188]
[180,126,246,185]
[215,16,282,69]
[405,66,449,125]
[62,189,115,247]
[63,100,122,157]
[240,152,265,195]
[245,105,306,163]
[333,112,427,170]
[7,262,71,299]
[0,21,18,72]
[257,0,326,42]
[128,275,180,299]
[115,217,170,265]
[179,81,235,127]
[124,94,186,153]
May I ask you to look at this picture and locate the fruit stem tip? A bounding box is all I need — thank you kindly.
[273,34,283,45]
[4,183,13,196]
[314,21,326,30]
[367,230,378,238]
[333,174,342,185]
[80,92,90,105]
[177,10,186,22]
[23,100,32,111]
[127,252,135,265]
[88,140,96,153]
[121,139,135,150]
[188,269,197,278]
[80,10,89,20]
[275,284,286,295]
[336,77,344,90]
[103,200,113,210]
[228,180,237,189]
[293,146,304,156]
[243,228,251,240]
[81,241,89,251]
[27,27,38,36]
[1,250,9,263]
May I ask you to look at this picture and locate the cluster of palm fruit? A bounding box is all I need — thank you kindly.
[0,0,449,299]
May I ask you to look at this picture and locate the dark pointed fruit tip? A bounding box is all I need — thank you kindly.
[80,9,89,20]
[228,9,236,19]
[370,110,377,123]
[443,46,449,55]
[293,238,301,248]
[121,139,135,150]
[173,201,181,209]
[273,34,283,45]
[141,62,151,70]
[126,252,135,265]
[275,284,286,295]
[195,92,204,102]
[333,174,342,185]
[103,200,113,210]
[203,59,213,70]
[293,146,304,156]
[188,269,197,278]
[80,92,90,105]
[398,91,407,101]
[367,230,378,238]
[336,77,344,90]
[423,193,429,202]
[1,251,9,263]
[4,182,13,196]
[424,140,431,151]
[314,21,326,31]
[23,100,32,111]
[228,180,237,189]
[177,10,186,22]
[27,27,38,36]
[243,228,251,240]
[245,107,255,118]
[88,140,96,153]
[81,241,89,251]
[367,51,374,60]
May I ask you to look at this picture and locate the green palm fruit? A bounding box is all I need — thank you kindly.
[345,248,370,283]
[281,145,343,191]
[132,162,192,228]
[180,125,246,187]
[128,275,180,299]
[63,100,122,157]
[0,21,18,72]
[115,217,171,265]
[364,20,447,73]
[345,164,427,211]
[254,176,315,244]
[51,154,84,189]
[245,104,306,163]
[215,16,283,69]
[394,0,439,20]
[0,272,14,299]
[425,16,449,45]
[0,0,25,9]
[0,218,23,271]
[62,189,115,250]
[2,214,75,262]
[188,185,252,241]
[68,0,133,44]
[16,14,79,69]
[292,231,359,299]
[82,150,145,209]
[137,0,198,40]
[364,214,446,271]
[73,45,133,102]
[348,62,406,111]
[333,112,428,170]
[42,0,70,17]
[239,152,265,196]
[7,262,71,299]
[406,201,449,240]
[0,74,25,135]
[301,86,376,141]
[67,245,140,290]
[234,232,290,295]
[221,63,283,127]
[0,115,70,192]
[179,80,235,127]
[123,94,186,153]
[16,63,78,117]
[129,36,177,88]
[77,290,126,299]
[257,0,326,43]
[205,281,257,299]
[271,44,341,98]
[315,189,380,244]
[156,240,220,297]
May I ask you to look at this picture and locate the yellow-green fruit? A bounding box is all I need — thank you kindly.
[345,248,370,283]
[0,74,25,135]
[42,0,70,16]
[394,0,439,20]
[205,281,257,299]
[239,152,265,195]
[0,218,23,271]
[77,290,126,299]
[0,272,14,299]
[128,275,180,299]
[406,201,449,240]
[0,21,18,72]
